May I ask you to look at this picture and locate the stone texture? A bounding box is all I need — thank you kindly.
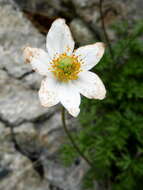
[22,72,43,90]
[0,0,45,78]
[0,70,54,126]
[43,159,89,190]
[13,0,143,42]
[120,0,143,20]
[0,118,87,190]
[35,112,79,155]
[72,0,96,8]
[70,19,96,46]
[0,0,88,190]
[14,0,76,19]
[0,122,6,134]
[0,123,50,190]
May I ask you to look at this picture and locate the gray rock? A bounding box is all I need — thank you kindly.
[0,123,88,190]
[29,111,78,156]
[0,122,6,134]
[70,19,96,46]
[0,1,91,190]
[22,72,43,90]
[14,122,36,133]
[13,0,143,44]
[72,0,96,8]
[0,70,54,126]
[37,111,78,135]
[123,0,143,20]
[43,159,89,190]
[0,0,45,78]
[0,126,50,190]
[14,0,75,19]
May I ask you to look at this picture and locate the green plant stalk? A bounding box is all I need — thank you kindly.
[61,106,93,168]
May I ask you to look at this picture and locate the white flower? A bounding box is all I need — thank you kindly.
[23,18,106,117]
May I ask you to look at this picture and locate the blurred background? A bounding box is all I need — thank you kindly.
[0,0,143,189]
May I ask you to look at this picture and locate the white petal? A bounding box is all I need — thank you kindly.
[23,47,51,76]
[46,18,75,59]
[59,83,80,117]
[74,71,106,100]
[74,42,105,71]
[39,75,59,107]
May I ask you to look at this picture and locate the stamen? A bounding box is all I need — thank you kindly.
[49,53,82,82]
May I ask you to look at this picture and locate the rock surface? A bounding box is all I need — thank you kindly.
[70,19,96,46]
[0,0,86,190]
[0,70,55,126]
[0,0,45,78]
[13,0,143,41]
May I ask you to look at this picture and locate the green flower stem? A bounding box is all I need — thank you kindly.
[61,106,93,168]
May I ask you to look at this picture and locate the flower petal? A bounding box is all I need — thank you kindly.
[74,42,105,71]
[73,71,106,100]
[59,83,80,117]
[46,18,75,59]
[23,47,51,76]
[39,75,59,107]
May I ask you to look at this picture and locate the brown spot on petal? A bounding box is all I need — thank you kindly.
[23,46,42,64]
[23,46,33,64]
[25,58,31,64]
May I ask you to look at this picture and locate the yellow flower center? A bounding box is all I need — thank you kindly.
[50,53,82,82]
